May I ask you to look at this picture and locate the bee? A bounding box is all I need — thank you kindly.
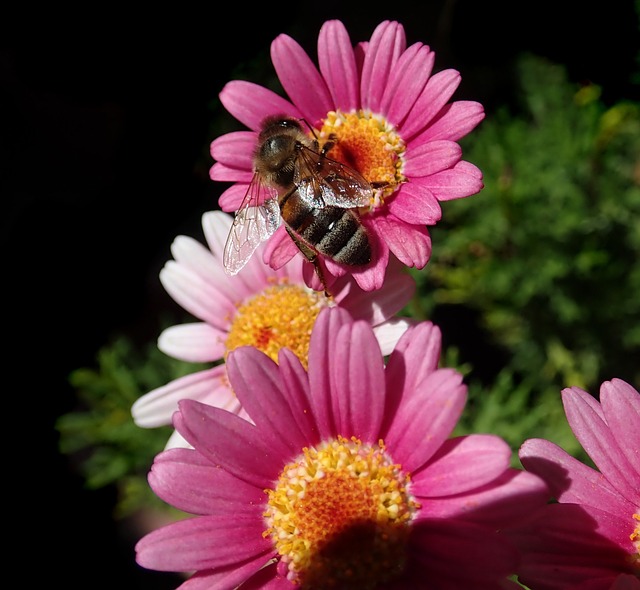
[222,115,373,294]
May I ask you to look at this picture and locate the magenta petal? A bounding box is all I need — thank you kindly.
[385,321,442,397]
[177,556,279,590]
[217,183,251,212]
[562,387,639,504]
[372,213,432,268]
[209,131,256,168]
[263,225,298,269]
[148,448,265,516]
[277,348,319,445]
[419,160,484,201]
[318,20,359,111]
[307,307,354,438]
[135,514,271,572]
[401,69,462,140]
[415,434,512,497]
[380,43,435,126]
[226,346,310,457]
[219,80,303,131]
[175,400,281,488]
[271,33,333,124]
[410,519,517,585]
[386,369,466,472]
[360,20,406,113]
[403,140,462,177]
[415,100,485,143]
[416,468,549,528]
[519,438,632,516]
[600,378,640,475]
[387,182,442,225]
[331,320,385,442]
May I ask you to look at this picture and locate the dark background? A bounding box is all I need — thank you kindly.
[3,2,638,587]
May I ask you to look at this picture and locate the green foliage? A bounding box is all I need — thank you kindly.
[57,333,207,518]
[412,54,640,398]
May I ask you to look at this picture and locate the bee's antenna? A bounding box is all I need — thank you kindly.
[299,118,320,141]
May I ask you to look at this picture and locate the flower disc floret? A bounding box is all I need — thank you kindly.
[318,110,406,205]
[225,282,327,368]
[264,435,418,589]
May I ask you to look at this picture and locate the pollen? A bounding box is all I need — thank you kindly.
[317,110,406,206]
[225,281,327,369]
[264,436,419,589]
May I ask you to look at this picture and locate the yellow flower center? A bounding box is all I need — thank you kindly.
[264,436,419,589]
[317,110,406,207]
[630,511,640,572]
[225,282,327,369]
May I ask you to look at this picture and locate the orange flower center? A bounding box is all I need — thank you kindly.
[317,110,406,208]
[263,436,418,589]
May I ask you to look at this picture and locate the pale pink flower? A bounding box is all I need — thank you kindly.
[517,378,640,589]
[135,307,548,589]
[210,19,484,292]
[131,210,415,449]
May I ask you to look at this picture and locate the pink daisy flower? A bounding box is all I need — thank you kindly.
[210,19,484,292]
[517,378,640,589]
[131,210,416,449]
[135,307,549,589]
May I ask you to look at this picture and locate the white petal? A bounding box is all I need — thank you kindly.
[131,366,229,428]
[158,323,227,362]
[373,317,416,356]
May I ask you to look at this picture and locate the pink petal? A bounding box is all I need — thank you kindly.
[380,43,435,127]
[401,69,462,140]
[416,468,549,528]
[135,514,271,572]
[331,320,385,442]
[403,140,462,177]
[226,346,310,457]
[177,556,279,590]
[385,368,467,472]
[410,519,518,585]
[519,438,632,517]
[600,378,640,475]
[158,323,226,362]
[414,434,512,497]
[338,262,415,325]
[276,348,319,445]
[175,399,282,488]
[271,33,333,124]
[219,80,303,131]
[385,321,442,394]
[209,130,255,169]
[387,182,442,225]
[148,448,265,515]
[371,213,432,268]
[307,307,355,439]
[263,225,299,269]
[414,100,485,143]
[209,161,254,182]
[131,366,232,428]
[217,182,251,212]
[563,387,639,504]
[318,20,359,111]
[360,20,406,113]
[419,160,484,201]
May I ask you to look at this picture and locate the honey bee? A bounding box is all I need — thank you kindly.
[222,115,373,293]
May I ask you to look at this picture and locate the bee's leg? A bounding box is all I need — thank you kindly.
[285,227,331,297]
[319,133,337,157]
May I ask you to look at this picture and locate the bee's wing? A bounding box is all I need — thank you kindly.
[294,145,373,209]
[223,176,281,275]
